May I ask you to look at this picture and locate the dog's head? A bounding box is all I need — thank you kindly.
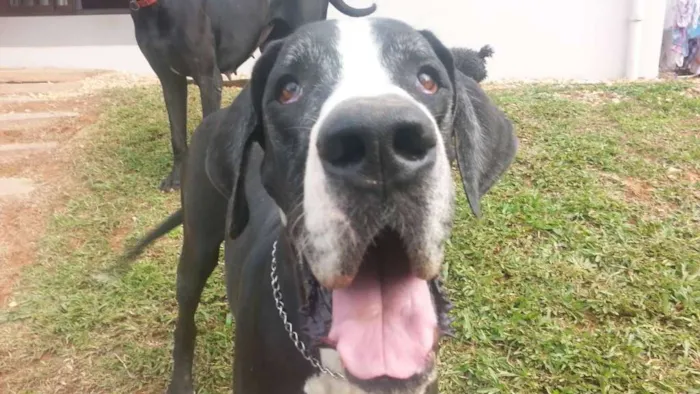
[211,17,517,393]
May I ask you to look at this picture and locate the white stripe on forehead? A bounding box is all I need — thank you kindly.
[319,19,401,115]
[317,18,440,122]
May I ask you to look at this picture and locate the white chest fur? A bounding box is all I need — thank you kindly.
[303,349,435,394]
[304,374,368,394]
[304,349,366,393]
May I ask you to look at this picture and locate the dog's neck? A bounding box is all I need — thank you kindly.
[276,230,334,344]
[273,234,356,388]
[272,233,307,315]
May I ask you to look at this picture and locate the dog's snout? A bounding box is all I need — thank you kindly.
[392,122,435,161]
[318,126,367,168]
[317,96,437,189]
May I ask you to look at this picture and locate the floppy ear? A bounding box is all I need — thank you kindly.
[452,74,518,216]
[205,38,286,239]
[420,30,518,217]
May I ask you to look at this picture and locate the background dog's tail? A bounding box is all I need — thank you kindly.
[478,45,494,60]
[120,209,184,263]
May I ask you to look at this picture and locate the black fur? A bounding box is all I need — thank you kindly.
[451,44,494,83]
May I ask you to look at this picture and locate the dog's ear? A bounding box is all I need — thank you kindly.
[453,75,518,216]
[204,38,286,240]
[420,30,518,217]
[205,90,255,200]
[226,37,286,239]
[250,37,286,125]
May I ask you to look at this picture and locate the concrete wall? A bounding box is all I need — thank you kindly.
[0,0,669,81]
[0,14,152,75]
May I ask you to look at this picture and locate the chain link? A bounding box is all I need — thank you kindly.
[270,241,345,380]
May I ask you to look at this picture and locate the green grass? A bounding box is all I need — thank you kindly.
[1,81,699,393]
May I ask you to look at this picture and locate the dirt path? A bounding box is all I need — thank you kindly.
[0,69,155,307]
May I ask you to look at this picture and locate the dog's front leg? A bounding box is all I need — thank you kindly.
[159,71,188,192]
[167,228,222,394]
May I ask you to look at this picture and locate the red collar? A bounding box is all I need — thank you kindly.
[131,0,157,10]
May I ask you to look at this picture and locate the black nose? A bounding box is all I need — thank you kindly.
[317,95,437,190]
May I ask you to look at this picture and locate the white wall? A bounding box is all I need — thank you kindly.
[0,0,669,81]
[0,15,152,75]
[636,0,669,78]
[325,0,668,81]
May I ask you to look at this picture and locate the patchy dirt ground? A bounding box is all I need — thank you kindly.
[0,69,156,307]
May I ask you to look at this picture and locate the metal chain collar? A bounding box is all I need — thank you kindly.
[270,240,345,380]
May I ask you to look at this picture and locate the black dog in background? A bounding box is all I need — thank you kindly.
[130,0,376,191]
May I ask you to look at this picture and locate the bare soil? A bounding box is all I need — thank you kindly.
[0,69,156,307]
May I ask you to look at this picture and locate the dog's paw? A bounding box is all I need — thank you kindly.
[159,167,182,192]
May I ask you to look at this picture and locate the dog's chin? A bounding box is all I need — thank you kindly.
[342,357,437,393]
[304,362,437,394]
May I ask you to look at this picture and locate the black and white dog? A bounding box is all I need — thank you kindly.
[126,17,517,394]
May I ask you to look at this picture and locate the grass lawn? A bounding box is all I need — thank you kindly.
[1,81,699,393]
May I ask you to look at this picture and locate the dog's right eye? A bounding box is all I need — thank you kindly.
[278,81,302,104]
[417,72,438,95]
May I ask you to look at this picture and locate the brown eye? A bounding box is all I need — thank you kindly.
[278,81,301,104]
[417,72,438,95]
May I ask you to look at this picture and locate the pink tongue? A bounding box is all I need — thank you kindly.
[328,261,437,380]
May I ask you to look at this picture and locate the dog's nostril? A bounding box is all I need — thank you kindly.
[393,124,435,161]
[324,132,365,168]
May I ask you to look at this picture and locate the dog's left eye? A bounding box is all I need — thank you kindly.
[417,72,438,95]
[278,81,302,104]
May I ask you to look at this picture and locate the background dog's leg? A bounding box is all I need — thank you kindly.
[160,72,188,192]
[195,68,223,118]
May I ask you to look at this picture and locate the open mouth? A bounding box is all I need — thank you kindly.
[299,228,453,386]
[329,228,437,380]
